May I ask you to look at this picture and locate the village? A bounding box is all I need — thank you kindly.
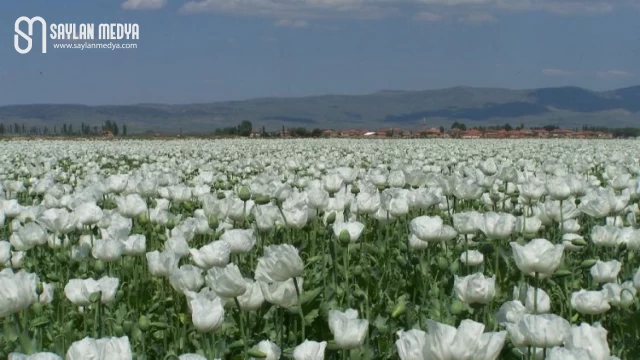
[254,127,615,139]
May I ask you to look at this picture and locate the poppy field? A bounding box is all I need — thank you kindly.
[1,138,639,360]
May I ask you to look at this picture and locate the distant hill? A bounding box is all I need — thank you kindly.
[2,85,640,134]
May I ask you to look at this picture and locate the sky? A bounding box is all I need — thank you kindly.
[1,0,639,105]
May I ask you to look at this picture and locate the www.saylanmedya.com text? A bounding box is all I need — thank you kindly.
[51,42,138,50]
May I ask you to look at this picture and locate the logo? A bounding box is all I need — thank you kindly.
[15,16,47,54]
[14,17,140,54]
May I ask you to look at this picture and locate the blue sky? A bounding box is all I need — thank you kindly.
[1,0,639,105]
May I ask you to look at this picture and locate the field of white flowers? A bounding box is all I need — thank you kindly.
[1,138,639,360]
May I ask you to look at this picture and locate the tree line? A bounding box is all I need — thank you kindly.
[0,121,128,137]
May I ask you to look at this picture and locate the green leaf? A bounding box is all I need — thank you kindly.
[30,316,50,328]
[304,309,319,325]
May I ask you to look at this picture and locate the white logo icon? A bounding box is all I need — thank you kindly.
[14,16,47,54]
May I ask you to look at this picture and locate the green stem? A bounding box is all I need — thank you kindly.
[293,277,306,342]
[234,298,248,357]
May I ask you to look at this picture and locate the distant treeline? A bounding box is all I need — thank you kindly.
[0,120,127,136]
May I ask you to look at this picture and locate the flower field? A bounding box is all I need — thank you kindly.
[1,138,639,360]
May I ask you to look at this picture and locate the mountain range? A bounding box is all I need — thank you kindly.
[1,85,640,134]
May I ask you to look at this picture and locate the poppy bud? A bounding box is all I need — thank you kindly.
[254,194,270,205]
[208,216,219,230]
[93,260,105,273]
[391,301,406,318]
[570,237,587,247]
[326,212,336,225]
[581,259,598,268]
[238,186,251,202]
[247,349,268,358]
[217,192,226,200]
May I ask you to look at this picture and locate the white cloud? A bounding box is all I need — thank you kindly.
[180,0,393,19]
[274,19,310,28]
[458,12,496,23]
[413,11,443,22]
[542,68,572,76]
[178,0,632,19]
[596,69,634,78]
[122,0,167,10]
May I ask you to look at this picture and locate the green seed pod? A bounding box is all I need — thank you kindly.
[138,315,150,331]
[326,212,337,225]
[238,186,251,202]
[391,302,406,318]
[116,290,125,302]
[123,320,133,333]
[450,300,464,315]
[138,213,149,225]
[247,349,268,358]
[89,291,102,304]
[574,199,581,206]
[31,302,43,315]
[339,230,351,245]
[208,216,219,230]
[114,324,125,337]
[353,289,366,300]
[217,192,226,200]
[93,260,105,273]
[350,186,360,195]
[377,184,386,192]
[581,259,598,268]
[166,219,175,230]
[510,197,519,205]
[437,257,449,271]
[449,260,459,274]
[353,265,363,276]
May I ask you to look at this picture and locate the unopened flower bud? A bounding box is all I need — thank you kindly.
[326,212,336,225]
[247,349,268,358]
[93,260,105,273]
[581,259,598,268]
[217,192,226,200]
[238,186,251,202]
[254,194,270,205]
[391,301,406,318]
[36,282,44,296]
[570,237,587,247]
[208,216,219,230]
